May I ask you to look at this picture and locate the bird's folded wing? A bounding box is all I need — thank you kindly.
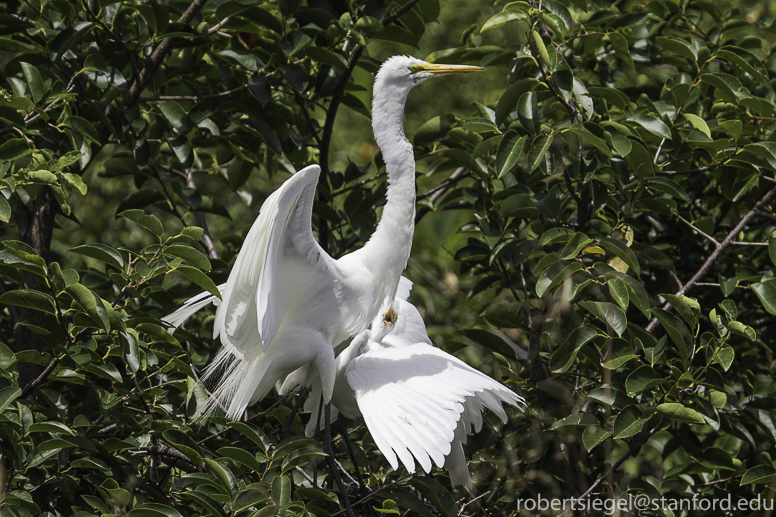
[346,344,523,475]
[213,165,335,356]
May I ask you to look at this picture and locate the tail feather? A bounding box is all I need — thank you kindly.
[196,348,272,421]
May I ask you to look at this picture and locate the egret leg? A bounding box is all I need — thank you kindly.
[281,385,310,440]
[338,413,365,493]
[324,402,355,517]
[313,395,323,489]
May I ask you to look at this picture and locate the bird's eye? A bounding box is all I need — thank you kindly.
[409,64,422,74]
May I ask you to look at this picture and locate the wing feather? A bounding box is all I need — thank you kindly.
[347,344,524,479]
[162,283,226,332]
[214,165,335,357]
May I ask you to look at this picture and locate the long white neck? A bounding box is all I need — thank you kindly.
[358,80,416,288]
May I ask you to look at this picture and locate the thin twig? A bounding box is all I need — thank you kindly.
[646,185,776,333]
[674,212,719,247]
[657,164,719,176]
[137,85,248,103]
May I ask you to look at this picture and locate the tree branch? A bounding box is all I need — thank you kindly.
[122,0,209,108]
[646,185,776,333]
[382,0,421,25]
[20,353,64,398]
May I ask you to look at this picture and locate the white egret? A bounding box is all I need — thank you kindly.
[302,279,525,489]
[163,56,485,420]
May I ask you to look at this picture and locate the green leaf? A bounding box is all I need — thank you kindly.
[68,243,124,269]
[613,405,652,439]
[651,308,693,361]
[726,321,755,341]
[304,46,348,68]
[529,135,553,172]
[607,277,628,309]
[582,424,610,452]
[550,326,598,373]
[63,116,99,144]
[565,126,611,157]
[560,232,593,260]
[122,333,140,374]
[163,244,211,271]
[684,114,710,138]
[217,447,264,472]
[159,101,188,130]
[409,477,458,517]
[695,447,736,470]
[644,177,690,203]
[204,459,238,500]
[119,209,164,236]
[271,475,291,506]
[660,294,698,327]
[578,301,626,336]
[742,465,776,485]
[625,365,662,394]
[128,503,184,517]
[656,403,705,424]
[600,237,640,276]
[66,283,109,331]
[29,421,76,435]
[715,344,734,371]
[21,62,44,103]
[627,115,672,140]
[0,342,16,370]
[173,266,221,299]
[609,32,633,68]
[0,138,32,162]
[549,413,598,430]
[0,387,21,413]
[655,36,698,63]
[752,280,776,315]
[602,338,636,369]
[517,91,540,133]
[495,131,527,178]
[228,422,269,454]
[481,6,528,31]
[0,289,57,315]
[0,196,9,223]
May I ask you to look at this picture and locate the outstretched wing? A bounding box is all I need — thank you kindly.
[213,165,336,358]
[346,344,523,475]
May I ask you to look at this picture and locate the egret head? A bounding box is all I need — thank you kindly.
[375,55,485,91]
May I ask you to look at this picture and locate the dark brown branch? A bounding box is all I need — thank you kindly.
[382,0,421,25]
[122,0,209,108]
[318,47,364,253]
[20,354,63,398]
[185,172,220,260]
[646,185,776,333]
[133,445,203,473]
[527,310,548,383]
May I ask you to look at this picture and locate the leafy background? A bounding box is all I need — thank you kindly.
[2,0,776,515]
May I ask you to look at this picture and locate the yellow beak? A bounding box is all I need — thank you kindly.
[420,63,486,75]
